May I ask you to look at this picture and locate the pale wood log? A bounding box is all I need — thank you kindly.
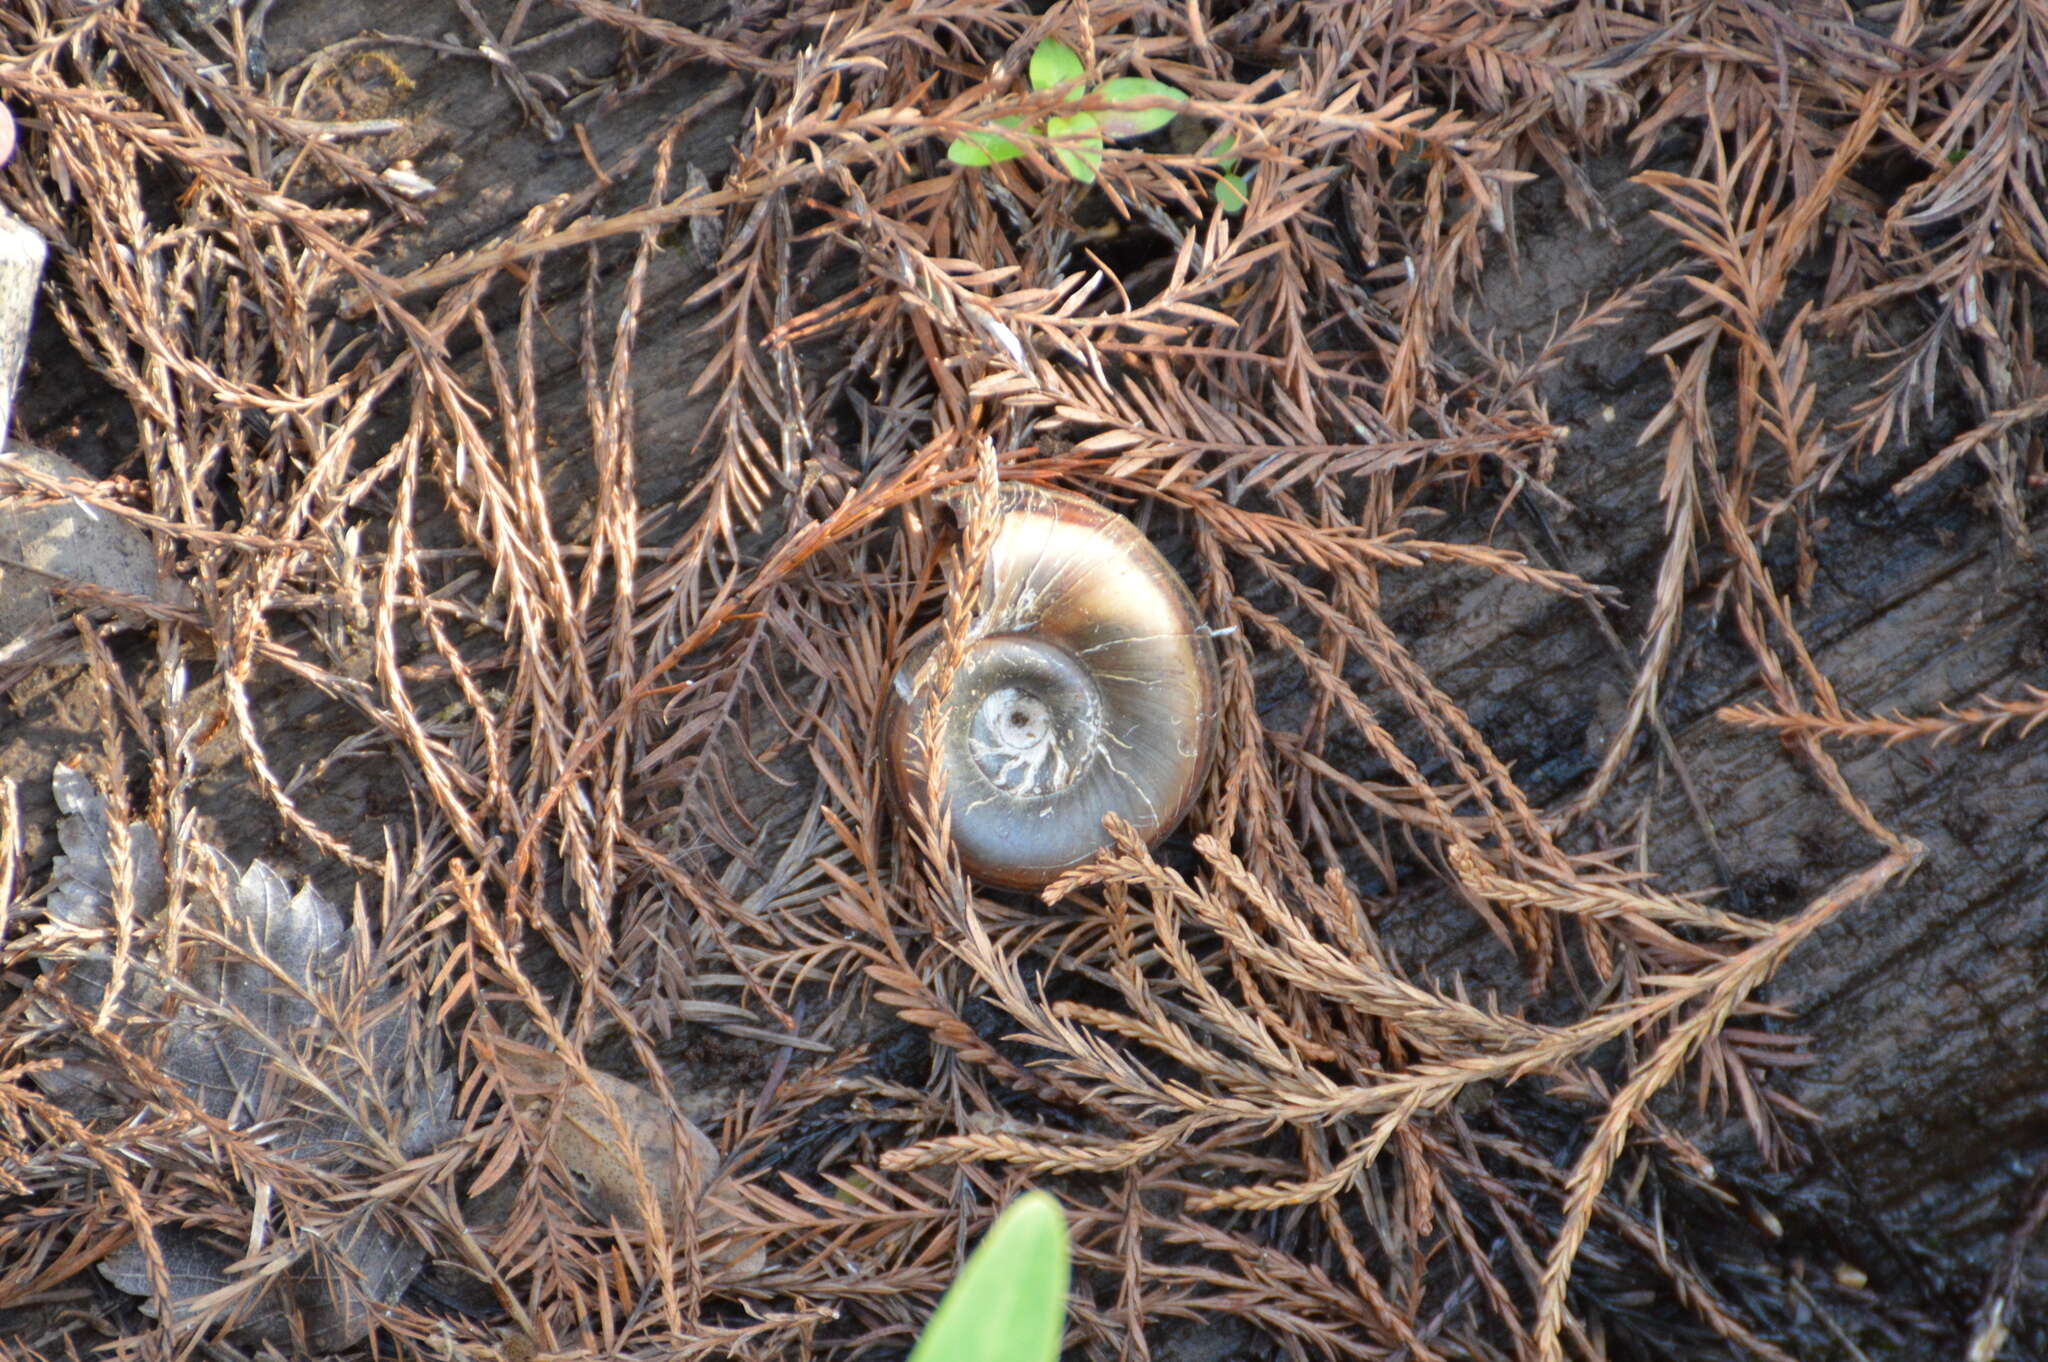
[0,205,45,445]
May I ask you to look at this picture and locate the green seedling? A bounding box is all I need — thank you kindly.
[1043,111,1103,183]
[1209,132,1250,212]
[951,114,1030,166]
[906,1191,1071,1362]
[948,39,1155,181]
[946,37,1240,208]
[1028,36,1086,95]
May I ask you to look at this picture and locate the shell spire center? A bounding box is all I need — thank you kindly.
[969,685,1070,795]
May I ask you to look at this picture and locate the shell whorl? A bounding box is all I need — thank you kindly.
[885,483,1219,890]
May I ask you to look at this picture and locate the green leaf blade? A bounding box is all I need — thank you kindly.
[1093,77,1187,139]
[1046,112,1103,183]
[1215,170,1249,212]
[908,1191,1070,1362]
[1029,38,1085,93]
[947,116,1027,166]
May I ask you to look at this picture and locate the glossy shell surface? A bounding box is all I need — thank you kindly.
[886,483,1219,889]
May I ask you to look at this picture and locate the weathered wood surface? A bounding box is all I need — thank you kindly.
[0,207,44,441]
[1375,158,2048,1343]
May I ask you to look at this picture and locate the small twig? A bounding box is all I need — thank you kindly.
[1967,1163,2048,1362]
[1785,1274,1877,1362]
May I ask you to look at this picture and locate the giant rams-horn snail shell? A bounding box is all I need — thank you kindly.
[885,482,1220,889]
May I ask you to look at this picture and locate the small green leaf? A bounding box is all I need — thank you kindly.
[1046,112,1102,183]
[947,115,1027,166]
[1201,132,1245,210]
[1030,38,1085,93]
[908,1192,1070,1362]
[1214,169,1249,213]
[1093,77,1187,139]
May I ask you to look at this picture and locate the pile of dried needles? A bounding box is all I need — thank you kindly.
[0,0,2041,1360]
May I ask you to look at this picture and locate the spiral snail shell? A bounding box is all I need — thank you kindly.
[885,482,1220,889]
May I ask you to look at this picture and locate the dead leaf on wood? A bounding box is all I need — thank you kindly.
[29,763,455,1350]
[478,1036,759,1271]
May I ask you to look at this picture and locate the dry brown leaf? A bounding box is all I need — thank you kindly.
[479,1037,759,1272]
[31,764,452,1348]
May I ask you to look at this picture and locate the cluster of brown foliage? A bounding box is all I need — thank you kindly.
[0,0,2039,1359]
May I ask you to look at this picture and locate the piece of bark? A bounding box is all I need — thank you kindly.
[0,444,187,663]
